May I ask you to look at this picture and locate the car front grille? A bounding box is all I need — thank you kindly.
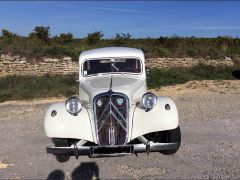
[93,92,129,145]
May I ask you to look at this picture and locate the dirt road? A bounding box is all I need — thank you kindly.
[0,80,239,179]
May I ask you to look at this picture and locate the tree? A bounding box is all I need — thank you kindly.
[1,29,16,39]
[113,33,132,45]
[29,26,50,43]
[59,33,73,43]
[1,29,17,44]
[86,31,104,45]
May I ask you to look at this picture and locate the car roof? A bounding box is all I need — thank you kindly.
[79,47,144,62]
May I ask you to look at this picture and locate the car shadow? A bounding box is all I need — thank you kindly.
[232,69,240,79]
[47,162,99,180]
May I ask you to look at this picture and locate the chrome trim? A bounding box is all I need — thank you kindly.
[108,126,115,145]
[76,139,87,146]
[65,96,82,115]
[110,111,127,131]
[93,91,129,145]
[133,142,177,152]
[141,92,157,110]
[137,136,148,143]
[46,142,178,157]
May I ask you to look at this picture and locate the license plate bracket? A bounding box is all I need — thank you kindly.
[90,145,133,156]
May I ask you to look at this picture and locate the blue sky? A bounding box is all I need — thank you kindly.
[0,1,240,38]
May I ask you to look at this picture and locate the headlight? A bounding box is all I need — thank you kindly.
[142,92,157,109]
[66,97,81,115]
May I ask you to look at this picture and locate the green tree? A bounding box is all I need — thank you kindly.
[59,33,73,43]
[113,33,132,45]
[1,29,16,39]
[2,29,12,37]
[29,26,50,43]
[86,31,104,45]
[1,29,17,44]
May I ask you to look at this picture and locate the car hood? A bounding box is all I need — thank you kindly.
[86,76,139,89]
[80,75,146,104]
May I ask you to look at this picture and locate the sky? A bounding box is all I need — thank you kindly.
[0,1,240,38]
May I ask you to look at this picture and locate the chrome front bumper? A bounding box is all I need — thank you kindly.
[46,142,178,158]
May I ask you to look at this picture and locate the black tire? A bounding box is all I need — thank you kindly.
[160,126,181,155]
[52,138,70,163]
[56,154,70,163]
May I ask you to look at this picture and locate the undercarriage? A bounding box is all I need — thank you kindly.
[47,126,181,162]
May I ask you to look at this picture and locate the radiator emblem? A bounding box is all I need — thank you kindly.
[116,98,124,106]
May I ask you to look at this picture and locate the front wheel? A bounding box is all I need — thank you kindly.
[52,138,70,163]
[160,126,181,155]
[144,126,181,155]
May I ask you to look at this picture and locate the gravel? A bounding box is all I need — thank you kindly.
[0,82,239,179]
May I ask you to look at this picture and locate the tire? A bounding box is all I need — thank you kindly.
[52,138,70,163]
[56,154,70,163]
[160,126,181,155]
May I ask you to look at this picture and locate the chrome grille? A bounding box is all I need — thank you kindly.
[93,92,129,145]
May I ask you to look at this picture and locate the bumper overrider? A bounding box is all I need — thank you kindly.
[46,142,178,158]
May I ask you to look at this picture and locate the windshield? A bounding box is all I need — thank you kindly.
[82,58,142,76]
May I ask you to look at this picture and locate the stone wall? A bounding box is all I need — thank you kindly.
[0,54,78,76]
[145,57,233,69]
[0,54,233,76]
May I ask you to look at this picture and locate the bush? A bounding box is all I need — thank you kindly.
[1,27,240,61]
[1,29,17,45]
[156,46,169,57]
[29,26,50,43]
[209,48,223,59]
[1,29,16,39]
[113,33,132,45]
[86,31,104,45]
[57,33,73,43]
[187,48,199,57]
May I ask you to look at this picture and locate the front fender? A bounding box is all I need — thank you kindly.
[131,96,179,140]
[44,102,94,142]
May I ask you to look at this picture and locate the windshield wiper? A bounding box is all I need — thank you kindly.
[111,63,119,72]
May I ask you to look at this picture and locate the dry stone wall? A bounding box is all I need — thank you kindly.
[0,54,78,76]
[0,54,233,76]
[145,57,233,69]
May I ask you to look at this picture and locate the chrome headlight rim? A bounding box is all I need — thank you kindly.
[65,96,82,115]
[142,92,157,110]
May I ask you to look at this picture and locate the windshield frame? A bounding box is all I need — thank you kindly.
[81,56,143,77]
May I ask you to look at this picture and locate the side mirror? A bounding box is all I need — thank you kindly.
[74,73,79,83]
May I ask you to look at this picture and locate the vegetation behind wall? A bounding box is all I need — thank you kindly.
[1,26,240,62]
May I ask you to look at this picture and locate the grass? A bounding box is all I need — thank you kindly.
[146,65,234,89]
[0,65,236,102]
[0,75,78,102]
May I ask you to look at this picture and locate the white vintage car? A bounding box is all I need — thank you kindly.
[44,47,181,162]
